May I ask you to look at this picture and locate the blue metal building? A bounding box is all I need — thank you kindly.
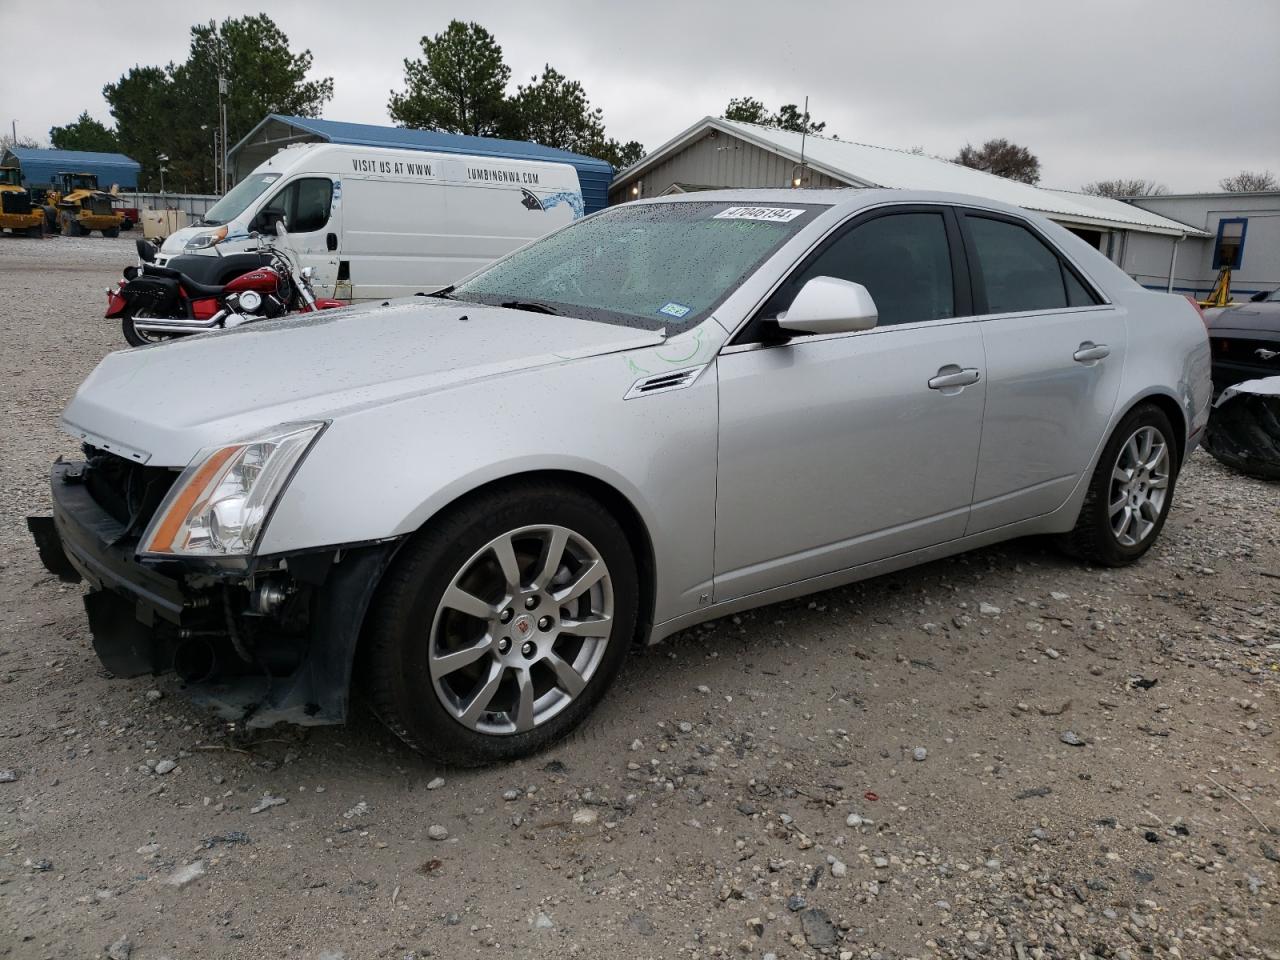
[1,147,141,190]
[227,115,615,214]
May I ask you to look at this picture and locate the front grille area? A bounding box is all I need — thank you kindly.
[81,445,177,533]
[1,192,32,215]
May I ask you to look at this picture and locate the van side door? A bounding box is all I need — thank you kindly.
[254,176,341,298]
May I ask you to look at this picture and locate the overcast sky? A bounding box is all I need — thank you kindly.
[4,0,1277,192]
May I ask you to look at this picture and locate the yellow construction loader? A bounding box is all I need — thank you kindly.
[44,172,124,237]
[0,167,46,237]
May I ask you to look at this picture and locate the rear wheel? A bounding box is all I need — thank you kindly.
[26,224,43,238]
[361,483,638,766]
[60,213,82,237]
[1203,393,1280,481]
[103,226,120,238]
[1058,403,1178,566]
[121,306,175,347]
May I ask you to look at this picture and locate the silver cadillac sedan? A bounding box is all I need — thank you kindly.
[30,189,1212,765]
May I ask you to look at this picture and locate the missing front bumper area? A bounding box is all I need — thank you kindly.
[29,459,401,728]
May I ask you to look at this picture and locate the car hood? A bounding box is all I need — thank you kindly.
[1205,301,1280,334]
[62,299,664,466]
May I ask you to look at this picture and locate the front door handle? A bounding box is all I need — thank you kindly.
[1073,342,1110,363]
[928,365,982,390]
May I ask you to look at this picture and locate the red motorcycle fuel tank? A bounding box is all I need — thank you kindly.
[224,268,281,293]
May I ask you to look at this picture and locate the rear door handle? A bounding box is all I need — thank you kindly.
[928,365,982,390]
[1073,342,1110,363]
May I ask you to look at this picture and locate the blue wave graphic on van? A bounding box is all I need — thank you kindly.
[540,191,584,219]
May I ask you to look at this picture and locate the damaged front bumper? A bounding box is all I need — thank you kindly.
[28,459,401,727]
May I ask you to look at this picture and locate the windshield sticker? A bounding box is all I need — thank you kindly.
[713,206,805,223]
[658,302,691,319]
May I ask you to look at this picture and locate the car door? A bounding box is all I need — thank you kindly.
[256,176,341,297]
[959,211,1127,533]
[714,206,987,601]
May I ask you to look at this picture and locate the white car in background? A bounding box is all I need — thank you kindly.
[30,189,1212,765]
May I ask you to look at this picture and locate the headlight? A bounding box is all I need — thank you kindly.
[185,225,228,250]
[140,422,325,559]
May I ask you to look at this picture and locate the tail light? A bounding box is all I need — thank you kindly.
[1183,294,1208,329]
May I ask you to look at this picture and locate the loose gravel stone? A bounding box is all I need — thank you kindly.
[427,825,449,841]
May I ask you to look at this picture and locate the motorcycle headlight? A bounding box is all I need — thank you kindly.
[139,422,325,559]
[185,225,228,250]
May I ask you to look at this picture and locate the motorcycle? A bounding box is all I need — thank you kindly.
[106,223,345,347]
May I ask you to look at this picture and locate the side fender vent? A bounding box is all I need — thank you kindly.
[624,364,708,400]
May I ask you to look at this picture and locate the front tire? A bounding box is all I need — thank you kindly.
[60,213,82,237]
[103,226,120,238]
[1058,403,1179,566]
[361,483,638,766]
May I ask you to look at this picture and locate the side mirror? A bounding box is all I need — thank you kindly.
[1250,289,1272,303]
[776,276,878,336]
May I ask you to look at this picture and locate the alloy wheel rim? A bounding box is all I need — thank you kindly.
[1108,425,1170,547]
[428,524,614,736]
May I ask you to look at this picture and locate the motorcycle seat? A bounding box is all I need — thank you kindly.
[141,263,227,298]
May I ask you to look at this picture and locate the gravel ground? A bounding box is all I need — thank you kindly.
[1,232,1278,960]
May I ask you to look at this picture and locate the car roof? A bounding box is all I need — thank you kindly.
[631,187,1048,221]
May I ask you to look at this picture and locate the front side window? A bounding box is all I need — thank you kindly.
[261,177,334,233]
[765,211,955,326]
[966,215,1097,314]
[451,201,826,331]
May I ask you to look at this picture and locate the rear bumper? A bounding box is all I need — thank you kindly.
[30,459,401,727]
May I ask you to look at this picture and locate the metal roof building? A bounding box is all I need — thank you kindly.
[228,115,616,214]
[1,146,140,190]
[609,117,1209,285]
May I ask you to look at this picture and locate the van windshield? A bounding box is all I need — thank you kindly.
[449,200,825,331]
[200,173,282,226]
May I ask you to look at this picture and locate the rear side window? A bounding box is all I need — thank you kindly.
[966,215,1098,313]
[770,212,955,326]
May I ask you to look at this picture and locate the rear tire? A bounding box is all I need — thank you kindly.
[60,213,82,237]
[1057,403,1179,566]
[121,306,174,347]
[103,226,120,238]
[1203,394,1280,481]
[361,483,638,766]
[26,224,43,238]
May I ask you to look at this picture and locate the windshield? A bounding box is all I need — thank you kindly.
[450,200,826,330]
[63,174,97,191]
[201,173,282,226]
[0,169,20,186]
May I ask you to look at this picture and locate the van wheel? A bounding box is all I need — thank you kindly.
[1057,403,1178,566]
[361,483,638,766]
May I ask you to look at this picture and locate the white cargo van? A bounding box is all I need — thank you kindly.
[158,143,585,300]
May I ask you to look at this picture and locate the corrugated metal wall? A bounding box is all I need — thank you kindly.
[609,132,847,203]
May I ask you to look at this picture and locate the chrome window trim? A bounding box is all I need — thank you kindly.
[718,199,1115,356]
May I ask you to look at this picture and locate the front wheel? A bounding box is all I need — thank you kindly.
[1057,403,1178,566]
[103,226,120,238]
[361,483,638,766]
